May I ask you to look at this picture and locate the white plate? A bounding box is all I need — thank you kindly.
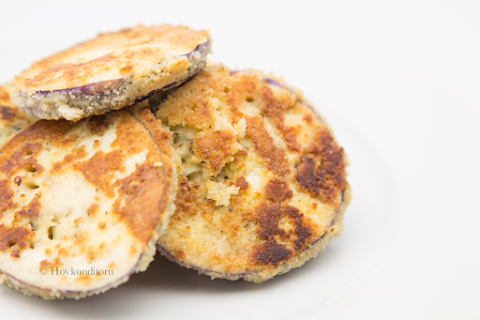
[1,1,480,319]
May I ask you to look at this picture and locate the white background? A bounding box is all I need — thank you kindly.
[1,1,479,319]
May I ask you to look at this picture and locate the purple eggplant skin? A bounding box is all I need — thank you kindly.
[13,39,211,121]
[36,40,210,98]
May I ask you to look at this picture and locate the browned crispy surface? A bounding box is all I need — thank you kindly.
[0,107,177,296]
[251,241,291,266]
[0,224,34,252]
[296,129,347,204]
[172,177,200,220]
[15,193,41,220]
[0,108,174,287]
[115,164,170,244]
[0,179,16,216]
[264,178,293,203]
[259,85,301,152]
[75,150,124,198]
[155,65,228,129]
[194,129,237,175]
[245,116,290,177]
[235,177,249,190]
[13,25,210,92]
[156,64,349,281]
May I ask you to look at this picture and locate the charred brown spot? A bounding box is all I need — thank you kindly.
[256,202,287,241]
[0,106,16,122]
[13,176,22,186]
[296,156,318,194]
[194,129,237,173]
[235,177,249,190]
[264,178,293,202]
[259,85,301,152]
[255,201,312,248]
[282,206,312,250]
[303,114,313,123]
[10,249,20,258]
[15,193,41,220]
[0,179,16,216]
[0,142,43,177]
[173,177,200,218]
[245,116,290,177]
[296,129,346,203]
[252,199,313,265]
[0,224,34,251]
[252,241,291,266]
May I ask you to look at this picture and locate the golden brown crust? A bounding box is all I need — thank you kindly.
[15,193,41,221]
[245,116,290,177]
[251,241,291,266]
[114,164,170,244]
[156,64,350,282]
[264,178,293,203]
[0,224,34,252]
[0,108,175,298]
[171,177,200,220]
[194,129,237,175]
[13,25,210,92]
[0,180,16,216]
[155,67,223,129]
[259,85,301,152]
[296,129,347,204]
[235,177,249,190]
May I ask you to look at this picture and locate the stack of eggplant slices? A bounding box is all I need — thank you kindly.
[0,24,351,299]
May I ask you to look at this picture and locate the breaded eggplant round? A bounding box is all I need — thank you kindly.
[154,64,351,283]
[11,24,211,121]
[0,84,36,145]
[0,108,176,299]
